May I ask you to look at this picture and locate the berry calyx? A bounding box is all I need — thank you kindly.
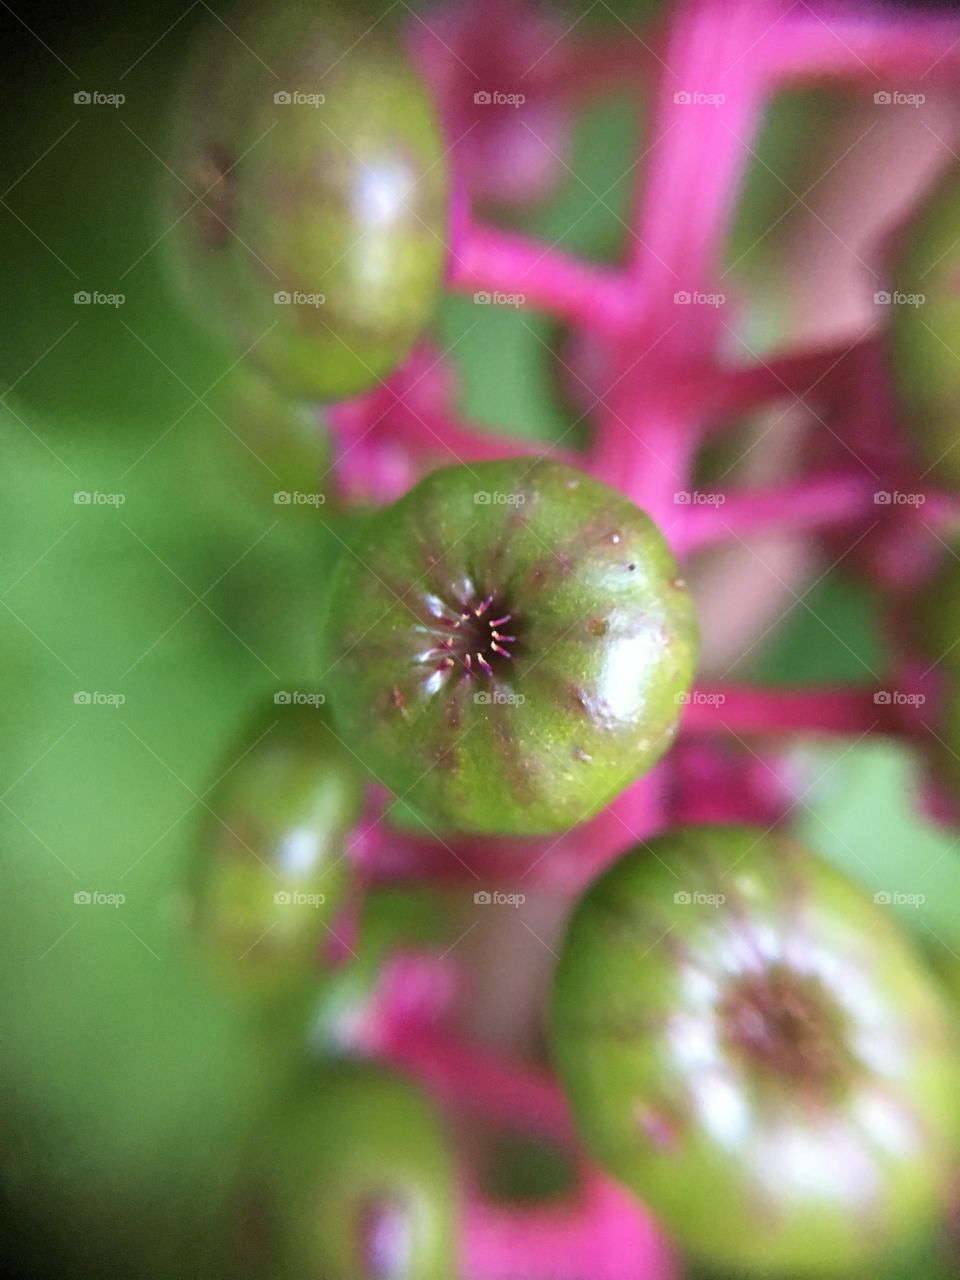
[165,1,449,402]
[319,458,698,834]
[551,825,960,1276]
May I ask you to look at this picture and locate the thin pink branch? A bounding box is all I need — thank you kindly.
[449,223,635,333]
[677,472,879,554]
[679,682,897,737]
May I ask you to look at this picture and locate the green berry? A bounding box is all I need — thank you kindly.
[236,1065,457,1279]
[190,702,363,996]
[551,825,960,1276]
[890,165,960,486]
[319,459,698,835]
[165,1,449,401]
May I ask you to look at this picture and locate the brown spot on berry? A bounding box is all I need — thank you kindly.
[433,745,459,774]
[587,617,608,637]
[192,143,235,247]
[390,686,406,712]
[635,1103,682,1152]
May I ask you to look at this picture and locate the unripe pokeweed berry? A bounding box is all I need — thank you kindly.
[238,1065,457,1279]
[319,459,698,835]
[191,703,363,996]
[165,1,449,402]
[890,165,960,486]
[551,825,960,1276]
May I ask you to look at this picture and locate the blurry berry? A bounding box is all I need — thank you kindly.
[552,824,960,1275]
[319,458,698,834]
[239,1065,457,1279]
[190,703,363,996]
[165,1,449,401]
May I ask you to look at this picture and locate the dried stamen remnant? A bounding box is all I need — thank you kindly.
[414,584,519,693]
[720,966,854,1097]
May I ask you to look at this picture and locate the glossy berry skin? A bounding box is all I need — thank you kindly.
[890,165,960,487]
[319,459,698,835]
[165,1,449,402]
[237,1065,457,1280]
[551,825,960,1276]
[191,703,363,996]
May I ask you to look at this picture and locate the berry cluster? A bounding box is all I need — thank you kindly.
[175,1,960,1277]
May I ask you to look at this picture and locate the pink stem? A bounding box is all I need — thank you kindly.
[668,738,801,828]
[629,0,779,312]
[590,402,701,551]
[380,1025,573,1143]
[712,337,875,418]
[677,472,879,554]
[770,15,960,87]
[449,223,635,333]
[464,1170,678,1280]
[679,682,901,737]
